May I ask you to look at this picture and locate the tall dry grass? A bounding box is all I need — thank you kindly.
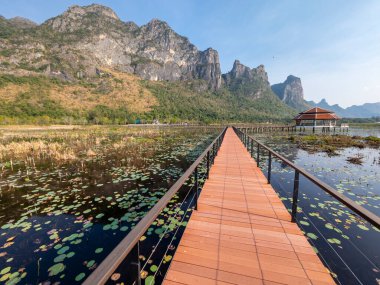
[0,126,167,164]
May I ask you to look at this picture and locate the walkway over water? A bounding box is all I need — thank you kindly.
[163,128,335,285]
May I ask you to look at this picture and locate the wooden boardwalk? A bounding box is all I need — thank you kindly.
[163,128,335,285]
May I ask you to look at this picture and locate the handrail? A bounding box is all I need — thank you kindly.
[236,125,349,134]
[233,127,380,229]
[83,127,227,285]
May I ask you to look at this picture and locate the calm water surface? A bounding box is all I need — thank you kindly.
[0,126,220,284]
[249,128,380,285]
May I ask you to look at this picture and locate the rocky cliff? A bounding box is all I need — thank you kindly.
[0,4,222,89]
[222,60,271,98]
[271,75,310,111]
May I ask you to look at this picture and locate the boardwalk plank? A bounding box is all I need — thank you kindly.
[163,128,335,285]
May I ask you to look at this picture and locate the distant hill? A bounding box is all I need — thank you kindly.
[271,74,380,119]
[0,4,296,124]
[306,99,380,118]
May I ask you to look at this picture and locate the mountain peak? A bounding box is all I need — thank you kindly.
[286,75,300,82]
[8,16,37,28]
[271,75,309,111]
[142,18,175,35]
[228,60,268,81]
[147,18,170,27]
[66,4,119,20]
[222,60,270,98]
[232,59,241,66]
[230,60,248,76]
[44,4,122,33]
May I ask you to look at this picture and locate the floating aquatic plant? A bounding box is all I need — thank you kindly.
[0,126,220,284]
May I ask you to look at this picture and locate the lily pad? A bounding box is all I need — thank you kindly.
[66,252,75,258]
[357,225,369,231]
[307,233,318,240]
[0,273,10,282]
[95,248,103,254]
[48,263,65,276]
[103,224,111,231]
[150,265,158,272]
[53,254,66,263]
[75,273,86,282]
[327,238,341,245]
[57,246,69,255]
[145,275,155,285]
[0,267,11,275]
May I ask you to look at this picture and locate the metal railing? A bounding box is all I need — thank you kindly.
[238,125,294,133]
[233,127,380,228]
[83,127,227,285]
[238,125,349,134]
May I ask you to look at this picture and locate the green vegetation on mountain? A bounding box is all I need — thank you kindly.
[0,72,295,125]
[146,80,294,123]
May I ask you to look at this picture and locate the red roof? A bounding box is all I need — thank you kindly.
[294,107,340,120]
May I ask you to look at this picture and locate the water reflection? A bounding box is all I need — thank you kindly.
[250,129,380,285]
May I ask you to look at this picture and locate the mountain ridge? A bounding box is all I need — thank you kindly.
[1,4,223,89]
[0,4,295,124]
[272,75,380,118]
[306,99,380,118]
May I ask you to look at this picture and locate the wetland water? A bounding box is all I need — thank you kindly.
[0,126,220,284]
[249,128,380,285]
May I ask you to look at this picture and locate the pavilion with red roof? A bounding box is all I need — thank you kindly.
[294,107,340,127]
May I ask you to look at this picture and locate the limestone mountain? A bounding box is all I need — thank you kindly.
[0,4,221,89]
[271,75,310,111]
[223,60,271,99]
[0,4,296,124]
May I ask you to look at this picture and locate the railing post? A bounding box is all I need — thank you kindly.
[256,143,260,167]
[206,151,210,179]
[131,242,141,285]
[250,139,254,157]
[194,167,198,210]
[212,144,216,163]
[267,151,272,184]
[291,170,300,222]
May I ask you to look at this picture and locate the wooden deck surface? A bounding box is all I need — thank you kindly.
[163,128,335,285]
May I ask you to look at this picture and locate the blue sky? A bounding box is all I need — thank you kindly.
[2,0,380,107]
